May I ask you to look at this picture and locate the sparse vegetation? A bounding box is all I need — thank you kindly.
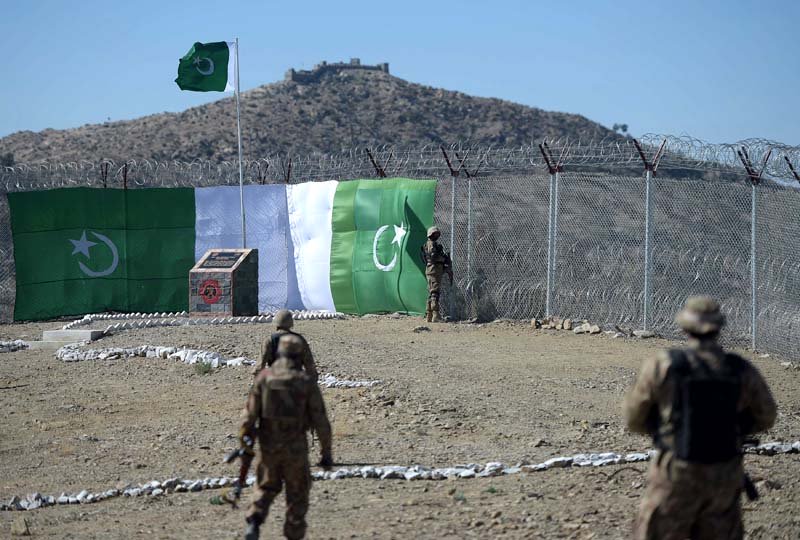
[194,361,214,375]
[0,70,620,164]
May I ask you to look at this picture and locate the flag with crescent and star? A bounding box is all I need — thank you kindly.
[175,41,235,92]
[328,178,436,315]
[8,188,196,321]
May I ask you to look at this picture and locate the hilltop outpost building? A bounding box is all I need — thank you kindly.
[285,58,390,83]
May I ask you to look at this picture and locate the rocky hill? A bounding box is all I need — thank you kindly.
[1,64,620,164]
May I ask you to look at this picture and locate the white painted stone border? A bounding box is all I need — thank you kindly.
[55,344,253,368]
[53,344,381,388]
[3,441,798,511]
[0,340,28,353]
[59,310,346,335]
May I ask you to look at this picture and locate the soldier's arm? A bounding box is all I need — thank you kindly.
[239,379,263,443]
[307,382,332,457]
[623,354,665,435]
[303,345,319,381]
[739,363,777,434]
[258,338,273,373]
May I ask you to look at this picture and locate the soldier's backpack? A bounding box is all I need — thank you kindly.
[267,331,305,368]
[665,349,744,464]
[261,364,309,435]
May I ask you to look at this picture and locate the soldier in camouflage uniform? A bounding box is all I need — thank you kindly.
[255,309,318,380]
[240,334,333,540]
[624,296,777,540]
[420,226,453,323]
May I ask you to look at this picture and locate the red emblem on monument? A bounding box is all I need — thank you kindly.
[199,279,222,304]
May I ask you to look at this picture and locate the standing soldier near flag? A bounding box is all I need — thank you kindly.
[255,310,318,380]
[420,226,453,323]
[624,296,777,540]
[240,334,333,540]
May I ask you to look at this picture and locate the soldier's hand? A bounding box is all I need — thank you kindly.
[318,452,333,471]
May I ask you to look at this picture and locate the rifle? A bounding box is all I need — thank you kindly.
[742,437,759,501]
[218,435,254,507]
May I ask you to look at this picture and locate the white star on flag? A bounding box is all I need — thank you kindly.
[391,224,407,246]
[69,230,97,258]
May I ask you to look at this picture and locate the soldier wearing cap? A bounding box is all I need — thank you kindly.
[256,309,317,380]
[240,334,333,540]
[624,295,777,540]
[420,226,453,322]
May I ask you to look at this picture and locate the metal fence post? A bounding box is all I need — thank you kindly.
[539,142,567,318]
[751,183,757,351]
[450,176,457,318]
[545,172,555,317]
[643,169,653,330]
[466,177,472,285]
[633,138,666,331]
[736,145,771,352]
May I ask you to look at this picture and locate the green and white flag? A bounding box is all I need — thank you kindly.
[175,41,236,92]
[7,179,436,321]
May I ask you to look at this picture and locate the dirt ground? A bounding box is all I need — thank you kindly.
[1,316,799,539]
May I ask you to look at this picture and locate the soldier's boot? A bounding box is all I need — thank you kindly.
[430,297,442,322]
[244,519,260,540]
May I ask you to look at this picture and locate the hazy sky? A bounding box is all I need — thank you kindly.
[1,0,797,144]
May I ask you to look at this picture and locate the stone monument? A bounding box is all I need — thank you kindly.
[189,249,258,316]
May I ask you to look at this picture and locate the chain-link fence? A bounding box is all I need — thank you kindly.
[1,139,799,361]
[433,172,800,361]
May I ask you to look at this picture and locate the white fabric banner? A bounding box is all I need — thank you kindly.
[286,181,338,311]
[195,185,290,312]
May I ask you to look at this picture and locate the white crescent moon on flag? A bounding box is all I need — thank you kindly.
[372,225,398,272]
[194,56,215,76]
[78,232,120,277]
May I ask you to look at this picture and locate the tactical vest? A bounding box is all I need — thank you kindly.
[261,369,309,436]
[267,331,305,368]
[422,241,448,266]
[657,350,744,464]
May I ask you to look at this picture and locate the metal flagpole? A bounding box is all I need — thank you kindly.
[234,37,246,248]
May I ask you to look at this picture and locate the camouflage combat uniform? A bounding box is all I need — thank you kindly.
[420,226,452,323]
[257,309,318,380]
[240,335,333,540]
[624,296,777,540]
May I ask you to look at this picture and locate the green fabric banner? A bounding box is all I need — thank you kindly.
[329,178,436,315]
[9,188,195,321]
[175,41,230,92]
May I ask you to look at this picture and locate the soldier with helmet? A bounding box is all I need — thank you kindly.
[256,309,318,380]
[420,226,453,322]
[239,334,333,540]
[624,295,777,540]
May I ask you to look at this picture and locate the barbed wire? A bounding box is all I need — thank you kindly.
[1,134,799,190]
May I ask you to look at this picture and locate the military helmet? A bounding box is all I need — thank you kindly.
[274,309,294,329]
[277,334,304,358]
[675,295,725,335]
[427,226,440,239]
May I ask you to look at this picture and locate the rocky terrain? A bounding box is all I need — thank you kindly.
[1,315,799,538]
[0,67,620,164]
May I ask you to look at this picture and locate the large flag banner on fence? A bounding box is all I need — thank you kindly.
[7,179,436,321]
[9,188,196,321]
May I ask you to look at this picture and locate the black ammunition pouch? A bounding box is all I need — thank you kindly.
[659,350,743,464]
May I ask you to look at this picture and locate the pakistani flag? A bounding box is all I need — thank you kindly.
[8,179,436,321]
[175,41,236,92]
